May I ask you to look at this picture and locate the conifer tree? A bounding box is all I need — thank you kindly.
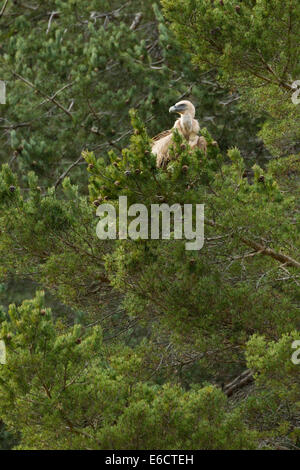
[162,0,300,155]
[0,0,299,450]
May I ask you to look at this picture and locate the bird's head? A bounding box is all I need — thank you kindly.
[169,100,195,118]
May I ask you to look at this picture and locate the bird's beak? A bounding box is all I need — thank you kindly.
[169,103,186,114]
[169,105,177,114]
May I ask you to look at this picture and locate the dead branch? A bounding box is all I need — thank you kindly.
[206,219,300,270]
[130,12,143,31]
[0,0,9,19]
[13,72,74,119]
[223,369,254,397]
[54,154,84,189]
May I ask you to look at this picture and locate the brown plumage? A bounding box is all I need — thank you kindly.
[151,100,207,168]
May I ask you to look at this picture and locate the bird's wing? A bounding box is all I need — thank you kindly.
[151,129,172,142]
[151,130,174,168]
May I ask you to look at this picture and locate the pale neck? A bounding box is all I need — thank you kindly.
[180,114,193,134]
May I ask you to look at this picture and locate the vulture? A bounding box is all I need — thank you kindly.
[151,100,207,168]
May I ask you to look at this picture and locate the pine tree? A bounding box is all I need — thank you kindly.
[162,0,300,155]
[0,0,299,450]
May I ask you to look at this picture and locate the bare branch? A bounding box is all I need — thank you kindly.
[13,72,74,119]
[206,219,300,269]
[46,11,59,35]
[130,12,142,31]
[223,369,253,397]
[54,154,84,190]
[0,0,9,19]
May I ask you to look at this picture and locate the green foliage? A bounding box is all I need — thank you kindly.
[162,0,300,155]
[0,421,17,450]
[243,332,300,448]
[83,119,299,373]
[0,0,267,194]
[0,107,299,449]
[0,0,218,185]
[0,0,299,451]
[0,293,257,450]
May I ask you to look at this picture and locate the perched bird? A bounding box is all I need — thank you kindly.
[151,100,207,168]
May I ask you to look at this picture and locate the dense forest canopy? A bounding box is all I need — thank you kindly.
[0,0,299,450]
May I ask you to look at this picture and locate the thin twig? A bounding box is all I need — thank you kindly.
[13,72,74,119]
[0,0,9,19]
[130,12,142,31]
[46,11,59,35]
[54,154,84,189]
[40,82,74,105]
[206,219,300,269]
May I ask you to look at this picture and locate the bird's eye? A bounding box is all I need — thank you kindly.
[176,104,186,111]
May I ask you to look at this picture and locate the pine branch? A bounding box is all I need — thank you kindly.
[206,219,300,269]
[13,72,74,119]
[223,369,254,397]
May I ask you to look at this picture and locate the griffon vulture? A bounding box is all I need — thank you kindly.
[151,100,207,168]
